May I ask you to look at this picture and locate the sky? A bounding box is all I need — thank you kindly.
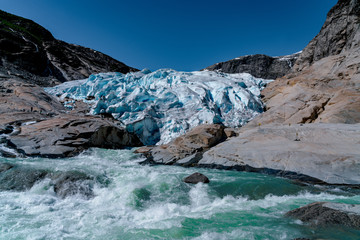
[0,0,338,71]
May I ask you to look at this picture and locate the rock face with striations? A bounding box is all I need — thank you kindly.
[0,10,138,87]
[203,52,300,79]
[198,123,360,185]
[293,0,360,71]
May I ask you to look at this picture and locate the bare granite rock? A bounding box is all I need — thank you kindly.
[136,124,227,165]
[137,123,360,186]
[293,0,360,72]
[199,124,360,185]
[8,114,142,158]
[0,79,65,127]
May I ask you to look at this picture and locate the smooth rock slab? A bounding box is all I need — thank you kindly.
[199,123,360,185]
[183,172,210,184]
[286,202,360,228]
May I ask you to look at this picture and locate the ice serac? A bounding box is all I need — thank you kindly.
[46,69,270,145]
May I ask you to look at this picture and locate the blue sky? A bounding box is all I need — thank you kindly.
[1,0,337,71]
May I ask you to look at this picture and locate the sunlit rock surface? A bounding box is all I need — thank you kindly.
[46,69,271,145]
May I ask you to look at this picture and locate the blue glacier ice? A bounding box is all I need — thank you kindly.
[46,69,271,145]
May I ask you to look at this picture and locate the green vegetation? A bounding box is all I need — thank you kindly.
[0,10,53,44]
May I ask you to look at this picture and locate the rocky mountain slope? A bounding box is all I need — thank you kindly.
[248,0,360,126]
[203,52,300,79]
[0,10,142,157]
[0,10,138,86]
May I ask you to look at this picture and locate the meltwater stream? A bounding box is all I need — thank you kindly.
[0,148,359,240]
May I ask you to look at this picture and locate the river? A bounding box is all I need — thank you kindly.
[0,148,359,240]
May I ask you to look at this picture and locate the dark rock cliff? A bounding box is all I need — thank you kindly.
[203,52,300,79]
[0,10,138,86]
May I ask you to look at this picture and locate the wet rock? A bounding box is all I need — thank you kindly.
[0,164,48,191]
[134,146,153,155]
[0,125,14,134]
[0,163,97,199]
[50,171,94,199]
[286,202,360,229]
[183,172,210,184]
[0,148,17,158]
[0,163,14,172]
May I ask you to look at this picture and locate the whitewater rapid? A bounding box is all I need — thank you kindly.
[1,149,359,240]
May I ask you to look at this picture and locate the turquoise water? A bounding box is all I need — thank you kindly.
[0,148,359,240]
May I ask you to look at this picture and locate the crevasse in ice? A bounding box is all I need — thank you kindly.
[46,69,271,145]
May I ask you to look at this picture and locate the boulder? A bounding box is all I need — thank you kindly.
[50,171,94,199]
[8,114,142,158]
[0,163,48,191]
[139,124,227,165]
[0,163,97,199]
[183,172,210,184]
[286,202,360,228]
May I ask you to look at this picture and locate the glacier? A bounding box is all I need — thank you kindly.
[45,69,271,145]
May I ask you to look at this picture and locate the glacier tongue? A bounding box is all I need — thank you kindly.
[45,69,270,145]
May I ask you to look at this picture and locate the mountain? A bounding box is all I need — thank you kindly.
[248,0,360,126]
[0,10,138,86]
[293,0,360,72]
[203,52,301,79]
